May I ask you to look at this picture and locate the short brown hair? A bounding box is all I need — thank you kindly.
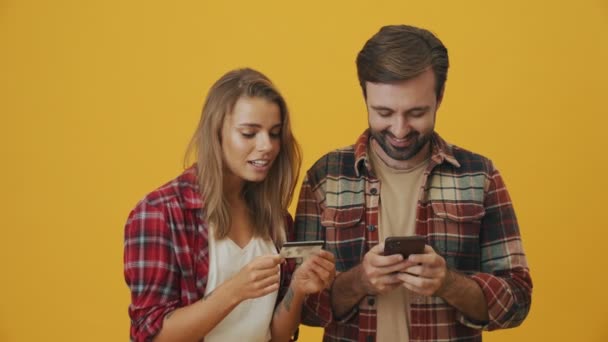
[356,25,449,99]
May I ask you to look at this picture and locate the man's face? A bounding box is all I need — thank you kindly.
[366,68,441,163]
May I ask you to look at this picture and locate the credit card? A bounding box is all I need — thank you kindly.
[279,240,324,259]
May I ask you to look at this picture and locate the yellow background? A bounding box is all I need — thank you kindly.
[1,0,607,341]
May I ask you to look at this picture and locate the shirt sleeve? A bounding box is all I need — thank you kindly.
[458,164,533,330]
[124,200,181,341]
[293,175,337,327]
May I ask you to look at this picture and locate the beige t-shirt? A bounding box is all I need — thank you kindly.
[369,148,429,342]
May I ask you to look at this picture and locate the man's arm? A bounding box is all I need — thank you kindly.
[330,266,366,318]
[467,165,532,329]
[398,245,489,322]
[293,175,334,327]
[439,270,489,321]
[399,164,532,329]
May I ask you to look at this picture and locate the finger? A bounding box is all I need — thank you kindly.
[408,249,446,270]
[406,264,446,278]
[403,265,423,276]
[253,255,283,269]
[252,267,281,282]
[369,253,404,267]
[397,271,439,290]
[313,250,336,263]
[369,242,386,255]
[381,260,413,275]
[309,254,335,272]
[371,274,403,294]
[400,277,439,297]
[309,262,332,282]
[255,282,280,298]
[256,273,280,289]
[407,247,435,264]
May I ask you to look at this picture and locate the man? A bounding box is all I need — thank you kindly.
[293,25,532,341]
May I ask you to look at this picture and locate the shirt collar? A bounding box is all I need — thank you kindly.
[353,129,461,177]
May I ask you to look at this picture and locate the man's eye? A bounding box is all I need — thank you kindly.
[410,110,427,118]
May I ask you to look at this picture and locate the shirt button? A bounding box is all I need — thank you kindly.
[367,297,375,306]
[370,188,377,195]
[367,225,376,232]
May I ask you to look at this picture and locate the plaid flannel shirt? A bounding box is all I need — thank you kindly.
[124,166,295,341]
[293,130,532,342]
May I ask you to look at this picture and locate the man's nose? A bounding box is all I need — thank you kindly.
[391,115,410,138]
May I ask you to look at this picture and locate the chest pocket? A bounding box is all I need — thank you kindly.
[425,172,487,271]
[318,177,366,272]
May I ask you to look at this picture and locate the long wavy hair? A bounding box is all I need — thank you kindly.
[185,68,301,244]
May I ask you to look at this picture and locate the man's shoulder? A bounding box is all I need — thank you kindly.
[306,145,359,180]
[448,143,495,173]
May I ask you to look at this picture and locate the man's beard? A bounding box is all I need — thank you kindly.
[369,129,432,161]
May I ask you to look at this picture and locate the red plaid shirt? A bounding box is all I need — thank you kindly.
[293,130,532,341]
[123,166,295,341]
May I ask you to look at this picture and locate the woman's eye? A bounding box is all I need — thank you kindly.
[241,132,255,138]
[270,131,281,139]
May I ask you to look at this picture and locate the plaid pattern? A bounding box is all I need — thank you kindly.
[123,166,295,342]
[293,130,532,342]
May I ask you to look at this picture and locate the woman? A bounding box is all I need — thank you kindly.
[124,68,335,342]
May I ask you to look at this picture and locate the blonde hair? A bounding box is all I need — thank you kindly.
[185,68,301,244]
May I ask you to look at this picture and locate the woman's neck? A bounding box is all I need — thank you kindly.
[223,173,245,204]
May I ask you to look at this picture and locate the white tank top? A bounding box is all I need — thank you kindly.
[204,227,279,342]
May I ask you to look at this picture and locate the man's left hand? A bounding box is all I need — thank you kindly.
[396,245,451,297]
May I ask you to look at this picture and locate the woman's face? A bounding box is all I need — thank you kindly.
[221,96,282,187]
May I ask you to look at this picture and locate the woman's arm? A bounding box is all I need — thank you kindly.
[155,255,282,341]
[270,250,335,342]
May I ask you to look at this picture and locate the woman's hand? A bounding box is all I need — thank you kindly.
[291,250,336,295]
[228,254,282,302]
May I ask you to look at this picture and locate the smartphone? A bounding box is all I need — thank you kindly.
[384,236,425,258]
[279,240,324,259]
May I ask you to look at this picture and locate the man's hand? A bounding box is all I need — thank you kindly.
[396,244,450,296]
[397,244,490,321]
[359,243,410,295]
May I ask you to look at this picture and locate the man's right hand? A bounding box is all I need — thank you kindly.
[331,242,413,318]
[358,243,411,295]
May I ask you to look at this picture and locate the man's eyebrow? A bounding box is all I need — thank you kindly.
[370,105,430,113]
[370,105,394,111]
[406,106,431,113]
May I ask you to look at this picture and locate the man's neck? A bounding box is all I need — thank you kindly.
[370,138,431,171]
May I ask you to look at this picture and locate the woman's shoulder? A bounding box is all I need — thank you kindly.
[135,165,202,212]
